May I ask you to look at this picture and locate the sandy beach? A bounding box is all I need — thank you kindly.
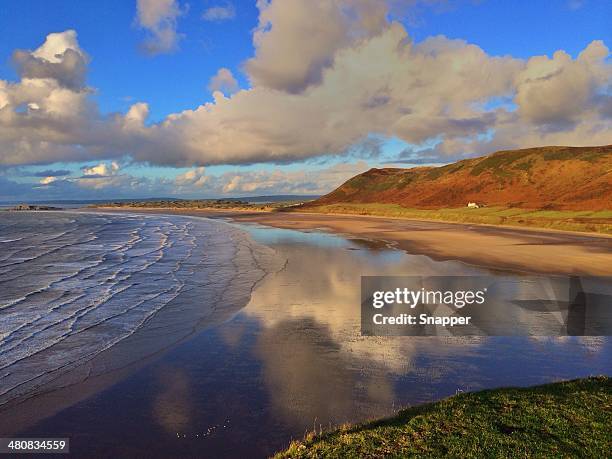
[4,209,611,458]
[96,208,612,276]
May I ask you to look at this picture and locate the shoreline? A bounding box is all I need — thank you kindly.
[0,212,280,436]
[91,205,612,237]
[90,207,612,276]
[4,209,610,457]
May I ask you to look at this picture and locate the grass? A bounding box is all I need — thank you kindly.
[297,204,612,234]
[275,376,612,458]
[469,150,533,176]
[94,199,307,212]
[96,199,612,234]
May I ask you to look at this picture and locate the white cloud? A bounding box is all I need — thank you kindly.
[82,162,115,176]
[202,2,236,21]
[0,1,610,172]
[175,166,208,187]
[125,102,150,126]
[215,162,370,195]
[12,30,88,90]
[0,31,151,166]
[77,173,129,190]
[78,161,122,188]
[39,176,57,185]
[68,162,366,197]
[136,0,183,55]
[207,68,239,95]
[130,24,528,165]
[514,41,610,129]
[245,0,388,94]
[45,162,363,197]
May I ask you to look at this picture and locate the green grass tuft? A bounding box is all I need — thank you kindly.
[469,150,533,176]
[275,376,612,458]
[298,204,612,234]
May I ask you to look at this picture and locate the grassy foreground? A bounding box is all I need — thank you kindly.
[275,376,611,458]
[298,203,612,234]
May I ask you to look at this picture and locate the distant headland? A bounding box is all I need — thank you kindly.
[7,204,64,211]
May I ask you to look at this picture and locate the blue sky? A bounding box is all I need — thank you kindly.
[2,1,607,119]
[0,0,610,199]
[0,0,257,121]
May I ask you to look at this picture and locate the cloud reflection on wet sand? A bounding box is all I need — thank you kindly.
[240,236,487,424]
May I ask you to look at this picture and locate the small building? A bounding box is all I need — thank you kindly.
[467,202,480,209]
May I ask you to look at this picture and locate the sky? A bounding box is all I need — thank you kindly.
[0,0,610,200]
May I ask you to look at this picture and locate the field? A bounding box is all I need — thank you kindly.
[298,203,612,234]
[276,376,612,458]
[95,199,306,212]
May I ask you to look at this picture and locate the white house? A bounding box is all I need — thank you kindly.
[467,202,480,208]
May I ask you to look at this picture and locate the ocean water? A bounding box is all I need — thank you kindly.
[0,212,277,409]
[0,213,609,457]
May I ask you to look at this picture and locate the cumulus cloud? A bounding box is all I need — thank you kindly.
[167,161,369,195]
[0,0,610,173]
[0,160,366,200]
[245,0,389,93]
[75,161,123,189]
[244,0,454,93]
[125,102,150,126]
[39,176,57,185]
[215,162,369,194]
[131,24,527,165]
[514,41,610,129]
[202,2,236,21]
[79,161,365,196]
[136,0,183,55]
[207,68,239,95]
[0,30,106,165]
[0,30,157,167]
[175,166,208,187]
[12,30,89,90]
[82,161,120,177]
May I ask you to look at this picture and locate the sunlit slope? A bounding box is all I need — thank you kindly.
[310,146,612,211]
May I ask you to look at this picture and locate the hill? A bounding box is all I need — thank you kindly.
[275,376,611,458]
[308,145,612,211]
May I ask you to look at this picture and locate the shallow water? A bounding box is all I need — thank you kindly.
[1,214,610,458]
[0,212,276,410]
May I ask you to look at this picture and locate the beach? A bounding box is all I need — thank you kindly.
[97,208,612,276]
[1,209,610,457]
[3,1,611,456]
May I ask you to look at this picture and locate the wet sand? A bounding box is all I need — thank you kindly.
[96,208,612,276]
[11,214,611,458]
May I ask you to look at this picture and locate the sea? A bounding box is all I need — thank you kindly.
[0,211,277,409]
[0,210,609,458]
